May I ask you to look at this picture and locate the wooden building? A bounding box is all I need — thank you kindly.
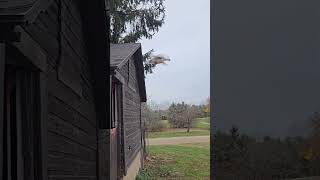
[0,0,146,180]
[110,43,147,180]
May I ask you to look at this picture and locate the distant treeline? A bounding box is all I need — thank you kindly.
[213,115,320,180]
[143,100,210,132]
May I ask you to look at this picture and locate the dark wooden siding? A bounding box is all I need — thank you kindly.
[118,56,143,168]
[21,0,98,179]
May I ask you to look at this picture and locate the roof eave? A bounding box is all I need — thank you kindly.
[135,47,147,102]
[0,0,54,25]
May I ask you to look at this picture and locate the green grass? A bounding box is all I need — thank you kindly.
[193,117,210,129]
[136,143,210,180]
[148,130,209,139]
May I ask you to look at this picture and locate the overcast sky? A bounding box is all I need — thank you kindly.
[140,0,210,107]
[214,0,320,137]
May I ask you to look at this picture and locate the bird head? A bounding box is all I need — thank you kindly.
[149,54,171,65]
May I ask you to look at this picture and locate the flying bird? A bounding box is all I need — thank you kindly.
[149,54,171,65]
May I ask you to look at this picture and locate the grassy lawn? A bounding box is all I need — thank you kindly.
[136,143,210,180]
[193,117,210,129]
[147,130,209,139]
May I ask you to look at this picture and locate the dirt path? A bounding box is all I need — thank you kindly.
[147,136,210,146]
[161,128,208,132]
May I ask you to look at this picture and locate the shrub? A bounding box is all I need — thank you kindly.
[146,120,165,132]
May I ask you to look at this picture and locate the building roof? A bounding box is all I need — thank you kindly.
[0,0,53,23]
[110,43,147,102]
[110,43,141,68]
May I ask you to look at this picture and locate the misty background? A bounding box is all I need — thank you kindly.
[214,0,320,138]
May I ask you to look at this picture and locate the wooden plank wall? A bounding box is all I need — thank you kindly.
[118,56,143,168]
[21,0,98,179]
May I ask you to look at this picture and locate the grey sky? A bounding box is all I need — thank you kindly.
[140,0,210,106]
[214,0,320,137]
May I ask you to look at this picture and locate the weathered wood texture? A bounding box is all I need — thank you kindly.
[118,56,143,168]
[20,0,98,179]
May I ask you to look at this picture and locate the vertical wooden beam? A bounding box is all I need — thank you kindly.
[15,71,24,180]
[37,72,48,180]
[0,43,5,180]
[6,67,11,180]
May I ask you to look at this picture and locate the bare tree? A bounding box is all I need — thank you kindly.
[143,103,164,132]
[185,105,198,133]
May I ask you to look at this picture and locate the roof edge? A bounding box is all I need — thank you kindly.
[113,43,141,70]
[135,46,147,102]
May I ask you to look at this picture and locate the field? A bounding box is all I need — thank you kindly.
[136,143,210,180]
[193,117,210,129]
[147,130,209,139]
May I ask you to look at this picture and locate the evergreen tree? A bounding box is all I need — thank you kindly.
[110,0,166,74]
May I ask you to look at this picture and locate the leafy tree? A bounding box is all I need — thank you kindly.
[167,102,188,128]
[110,0,166,74]
[168,102,186,128]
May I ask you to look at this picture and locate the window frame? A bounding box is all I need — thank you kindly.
[111,79,122,129]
